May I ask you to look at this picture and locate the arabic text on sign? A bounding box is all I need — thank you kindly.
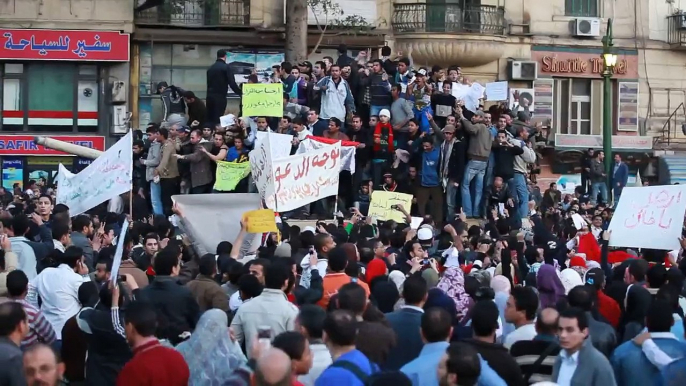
[3,32,113,58]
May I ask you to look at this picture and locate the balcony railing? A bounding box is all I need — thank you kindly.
[135,0,250,27]
[667,14,686,49]
[391,3,506,35]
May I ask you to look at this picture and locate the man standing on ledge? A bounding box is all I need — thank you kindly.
[206,49,242,125]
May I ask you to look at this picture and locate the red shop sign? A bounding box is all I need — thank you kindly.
[0,135,106,156]
[0,29,130,61]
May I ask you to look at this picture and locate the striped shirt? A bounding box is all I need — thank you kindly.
[12,298,57,348]
[509,338,561,384]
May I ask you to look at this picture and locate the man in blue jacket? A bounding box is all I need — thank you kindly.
[416,137,443,225]
[611,153,629,207]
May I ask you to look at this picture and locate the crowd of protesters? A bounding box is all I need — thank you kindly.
[0,46,685,386]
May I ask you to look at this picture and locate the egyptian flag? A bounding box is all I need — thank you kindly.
[578,232,601,263]
[297,135,359,173]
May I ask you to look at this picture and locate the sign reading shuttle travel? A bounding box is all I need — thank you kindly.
[531,47,639,79]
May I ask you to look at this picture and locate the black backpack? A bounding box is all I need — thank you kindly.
[328,360,411,386]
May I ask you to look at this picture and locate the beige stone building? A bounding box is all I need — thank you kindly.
[386,0,686,155]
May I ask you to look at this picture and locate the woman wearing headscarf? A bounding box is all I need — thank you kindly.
[436,266,473,323]
[491,275,514,343]
[422,268,440,289]
[559,268,584,295]
[536,264,566,309]
[176,309,248,385]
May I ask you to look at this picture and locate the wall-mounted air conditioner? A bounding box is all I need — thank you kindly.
[508,60,538,81]
[573,17,601,37]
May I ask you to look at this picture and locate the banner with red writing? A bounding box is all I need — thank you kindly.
[607,185,686,251]
[265,142,342,212]
[296,135,358,173]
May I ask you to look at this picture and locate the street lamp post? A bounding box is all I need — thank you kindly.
[601,19,617,191]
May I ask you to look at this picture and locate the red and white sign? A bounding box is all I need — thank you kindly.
[0,135,106,156]
[259,143,342,212]
[3,111,98,127]
[297,135,358,173]
[0,29,130,61]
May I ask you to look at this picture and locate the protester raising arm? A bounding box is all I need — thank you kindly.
[229,218,249,260]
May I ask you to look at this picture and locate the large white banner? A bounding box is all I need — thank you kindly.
[266,142,342,211]
[296,136,357,173]
[173,193,262,256]
[56,132,133,216]
[255,131,293,160]
[608,185,686,250]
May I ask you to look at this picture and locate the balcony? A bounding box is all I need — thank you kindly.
[667,14,686,50]
[135,0,250,27]
[391,2,507,67]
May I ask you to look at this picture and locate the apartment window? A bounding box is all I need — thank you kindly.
[565,0,598,17]
[1,63,99,132]
[556,79,594,135]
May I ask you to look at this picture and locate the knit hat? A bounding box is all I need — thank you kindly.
[379,109,391,118]
[569,256,586,268]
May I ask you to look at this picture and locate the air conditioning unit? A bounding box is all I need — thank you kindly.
[508,61,538,81]
[573,17,601,37]
[677,14,686,30]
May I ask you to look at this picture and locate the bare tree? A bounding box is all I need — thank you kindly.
[285,0,308,63]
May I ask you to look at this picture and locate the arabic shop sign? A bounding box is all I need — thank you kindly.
[0,29,130,61]
[531,50,639,79]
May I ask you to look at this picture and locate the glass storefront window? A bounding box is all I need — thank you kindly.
[0,63,100,132]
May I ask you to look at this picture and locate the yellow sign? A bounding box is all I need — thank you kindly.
[368,191,413,223]
[243,209,278,233]
[213,161,251,191]
[242,83,283,117]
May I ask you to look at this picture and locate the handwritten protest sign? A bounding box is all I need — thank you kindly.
[608,185,686,250]
[243,209,278,233]
[56,131,132,216]
[110,219,129,283]
[368,191,413,223]
[255,131,293,160]
[243,83,283,117]
[297,135,358,173]
[214,161,251,191]
[265,142,341,212]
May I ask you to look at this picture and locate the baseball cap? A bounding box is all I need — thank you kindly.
[569,256,586,268]
[414,68,427,77]
[177,125,190,133]
[379,109,391,118]
[584,267,605,289]
[442,125,456,133]
[417,227,433,241]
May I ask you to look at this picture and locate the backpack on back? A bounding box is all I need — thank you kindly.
[328,359,411,386]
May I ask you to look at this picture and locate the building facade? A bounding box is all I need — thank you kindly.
[388,0,686,156]
[0,0,132,188]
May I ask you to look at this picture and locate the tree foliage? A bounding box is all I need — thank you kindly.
[306,0,382,55]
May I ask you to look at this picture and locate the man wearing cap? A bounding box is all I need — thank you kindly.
[390,84,414,141]
[458,106,492,218]
[371,109,395,188]
[359,59,392,117]
[585,268,620,328]
[433,117,466,222]
[206,49,241,125]
[156,81,187,127]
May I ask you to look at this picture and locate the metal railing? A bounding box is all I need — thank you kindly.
[667,14,686,48]
[135,0,250,27]
[391,3,506,35]
[657,102,686,146]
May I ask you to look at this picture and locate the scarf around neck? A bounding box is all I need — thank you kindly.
[373,122,394,153]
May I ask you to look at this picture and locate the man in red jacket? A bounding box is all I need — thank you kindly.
[116,301,189,386]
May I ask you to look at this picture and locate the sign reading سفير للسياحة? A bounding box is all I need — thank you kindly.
[0,29,130,61]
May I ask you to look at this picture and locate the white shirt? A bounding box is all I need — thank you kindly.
[27,264,89,339]
[641,332,681,370]
[299,255,328,289]
[402,305,425,313]
[556,350,580,386]
[53,239,65,252]
[503,323,536,349]
[10,236,38,280]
